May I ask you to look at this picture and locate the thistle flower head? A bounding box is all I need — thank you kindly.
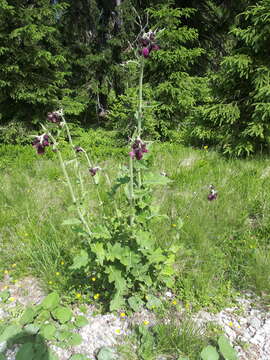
[138,29,160,58]
[47,111,61,124]
[89,167,101,176]
[129,137,148,160]
[32,133,50,155]
[208,185,218,201]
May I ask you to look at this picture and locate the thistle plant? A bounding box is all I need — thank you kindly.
[32,26,180,312]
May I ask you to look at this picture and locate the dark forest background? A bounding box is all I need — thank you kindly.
[1,0,270,156]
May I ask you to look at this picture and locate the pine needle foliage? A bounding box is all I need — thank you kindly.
[0,0,70,126]
[189,0,270,156]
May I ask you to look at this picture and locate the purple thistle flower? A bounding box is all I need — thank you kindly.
[142,47,150,58]
[74,146,84,153]
[47,111,61,124]
[208,185,218,201]
[89,167,100,176]
[138,29,160,58]
[129,138,148,160]
[32,134,50,155]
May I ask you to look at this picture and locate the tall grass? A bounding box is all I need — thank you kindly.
[1,140,270,306]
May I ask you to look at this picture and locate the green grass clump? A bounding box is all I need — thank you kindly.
[1,140,270,308]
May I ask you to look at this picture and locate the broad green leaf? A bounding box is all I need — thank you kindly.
[52,306,72,324]
[41,292,60,310]
[106,266,127,293]
[36,310,51,322]
[144,172,172,186]
[67,333,82,346]
[24,324,40,335]
[97,347,118,360]
[40,324,56,340]
[69,250,89,270]
[146,295,162,309]
[109,291,125,311]
[200,345,220,360]
[147,248,166,264]
[55,330,73,341]
[15,343,35,360]
[0,325,21,342]
[128,296,144,312]
[135,230,155,251]
[62,218,81,226]
[92,225,111,240]
[91,242,105,265]
[20,308,36,325]
[74,315,89,328]
[218,335,238,360]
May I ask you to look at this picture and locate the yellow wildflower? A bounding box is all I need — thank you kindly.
[172,224,177,227]
[11,263,17,268]
[120,312,126,318]
[172,300,177,305]
[48,281,53,285]
[143,320,149,325]
[76,293,82,299]
[115,329,121,334]
[228,321,233,327]
[94,293,100,300]
[55,272,60,276]
[3,285,8,290]
[203,145,208,150]
[91,277,96,282]
[9,297,15,302]
[4,270,8,275]
[60,261,65,265]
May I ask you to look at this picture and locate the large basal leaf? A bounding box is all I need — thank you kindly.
[51,306,72,324]
[0,324,21,342]
[109,291,125,311]
[200,345,219,360]
[97,347,118,360]
[128,296,144,312]
[24,324,40,335]
[144,172,172,186]
[20,308,36,325]
[41,292,60,310]
[69,250,89,270]
[67,333,83,346]
[74,316,89,328]
[40,324,56,340]
[218,335,238,360]
[91,242,105,265]
[15,343,35,360]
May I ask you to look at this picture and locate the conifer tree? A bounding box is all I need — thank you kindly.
[0,0,69,127]
[189,0,270,156]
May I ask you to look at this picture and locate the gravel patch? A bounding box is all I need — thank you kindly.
[1,277,270,360]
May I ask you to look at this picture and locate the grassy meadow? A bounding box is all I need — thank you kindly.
[1,133,270,310]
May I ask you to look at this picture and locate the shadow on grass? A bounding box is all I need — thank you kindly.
[0,328,56,360]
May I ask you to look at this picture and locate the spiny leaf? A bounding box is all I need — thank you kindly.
[69,250,89,270]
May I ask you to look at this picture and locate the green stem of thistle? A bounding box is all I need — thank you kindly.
[137,59,144,189]
[47,131,92,236]
[138,59,144,137]
[129,155,134,226]
[61,115,85,198]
